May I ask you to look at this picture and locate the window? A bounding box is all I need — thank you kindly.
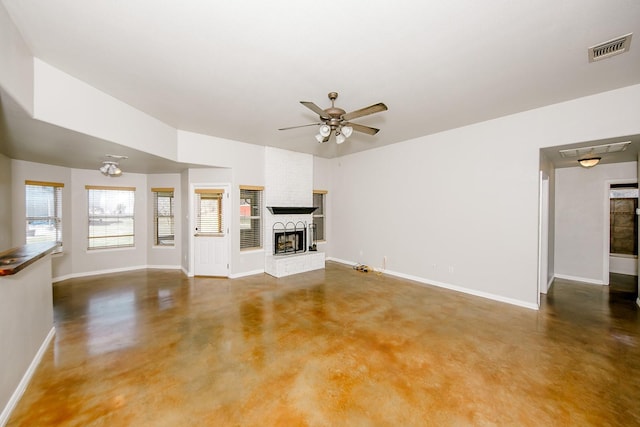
[25,180,63,251]
[240,186,263,250]
[152,188,175,246]
[312,190,327,241]
[86,186,135,249]
[195,189,224,234]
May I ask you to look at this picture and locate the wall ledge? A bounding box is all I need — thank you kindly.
[0,327,55,426]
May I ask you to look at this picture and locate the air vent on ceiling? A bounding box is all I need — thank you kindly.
[589,33,632,62]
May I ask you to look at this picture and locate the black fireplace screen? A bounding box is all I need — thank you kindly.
[273,221,306,255]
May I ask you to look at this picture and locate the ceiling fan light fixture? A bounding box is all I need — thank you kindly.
[110,164,122,176]
[319,124,331,137]
[99,163,110,175]
[315,133,325,143]
[578,157,601,168]
[341,125,353,138]
[99,155,127,177]
[336,133,346,144]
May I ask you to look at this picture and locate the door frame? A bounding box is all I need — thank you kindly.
[603,178,638,285]
[538,171,550,303]
[189,182,231,277]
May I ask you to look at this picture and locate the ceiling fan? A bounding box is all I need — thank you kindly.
[279,92,388,144]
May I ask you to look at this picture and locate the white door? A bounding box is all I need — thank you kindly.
[194,187,229,276]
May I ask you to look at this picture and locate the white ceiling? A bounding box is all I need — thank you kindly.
[1,0,640,172]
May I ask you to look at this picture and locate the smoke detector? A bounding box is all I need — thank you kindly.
[588,33,633,62]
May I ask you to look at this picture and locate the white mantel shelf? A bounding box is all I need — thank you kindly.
[265,252,325,278]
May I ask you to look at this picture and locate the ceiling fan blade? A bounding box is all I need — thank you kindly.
[300,101,331,119]
[342,102,388,121]
[278,122,322,131]
[346,122,380,135]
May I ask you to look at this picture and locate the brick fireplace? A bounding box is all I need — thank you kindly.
[264,147,325,277]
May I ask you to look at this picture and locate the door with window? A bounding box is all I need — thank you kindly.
[193,187,229,276]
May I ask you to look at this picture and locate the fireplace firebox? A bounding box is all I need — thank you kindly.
[273,221,306,255]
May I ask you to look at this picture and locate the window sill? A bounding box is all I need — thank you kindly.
[610,253,637,259]
[241,248,264,254]
[86,246,135,254]
[152,245,175,250]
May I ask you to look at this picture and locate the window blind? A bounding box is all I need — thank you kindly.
[195,189,224,234]
[152,188,175,246]
[25,180,63,250]
[312,190,326,241]
[240,186,263,250]
[86,185,135,249]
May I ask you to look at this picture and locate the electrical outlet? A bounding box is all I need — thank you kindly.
[448,266,454,273]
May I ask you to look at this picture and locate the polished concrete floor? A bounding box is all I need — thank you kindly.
[7,263,640,426]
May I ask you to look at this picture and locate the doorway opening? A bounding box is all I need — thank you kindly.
[607,182,638,300]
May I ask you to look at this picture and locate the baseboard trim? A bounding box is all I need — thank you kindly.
[146,265,182,270]
[0,327,55,426]
[553,274,605,286]
[182,266,193,277]
[53,265,183,283]
[229,269,264,279]
[328,258,538,310]
[326,257,357,266]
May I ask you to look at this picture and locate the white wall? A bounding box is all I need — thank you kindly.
[180,169,189,273]
[147,173,182,268]
[178,131,266,276]
[555,162,637,284]
[11,160,73,278]
[330,84,640,309]
[70,168,149,276]
[0,153,12,252]
[314,156,332,254]
[33,59,178,161]
[0,256,53,424]
[0,4,33,114]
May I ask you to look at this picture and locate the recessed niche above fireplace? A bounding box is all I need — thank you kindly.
[267,207,317,215]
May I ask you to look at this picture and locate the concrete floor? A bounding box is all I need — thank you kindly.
[7,263,640,426]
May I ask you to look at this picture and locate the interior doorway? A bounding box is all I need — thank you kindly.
[607,182,638,276]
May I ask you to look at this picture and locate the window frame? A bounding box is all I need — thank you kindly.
[312,190,327,242]
[152,187,175,247]
[25,180,64,252]
[239,185,264,251]
[86,185,136,250]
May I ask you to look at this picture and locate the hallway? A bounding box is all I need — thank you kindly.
[7,263,640,426]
